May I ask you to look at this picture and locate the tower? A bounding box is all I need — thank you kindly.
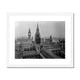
[35,24,41,44]
[28,28,31,39]
[50,35,52,42]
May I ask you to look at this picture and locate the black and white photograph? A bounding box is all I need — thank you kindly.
[15,21,65,59]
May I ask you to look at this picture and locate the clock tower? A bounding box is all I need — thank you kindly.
[28,28,31,39]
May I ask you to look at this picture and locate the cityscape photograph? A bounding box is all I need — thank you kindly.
[15,21,65,59]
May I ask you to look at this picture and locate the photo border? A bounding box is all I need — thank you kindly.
[7,13,74,68]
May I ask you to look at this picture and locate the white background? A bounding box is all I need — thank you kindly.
[0,0,79,80]
[8,14,73,67]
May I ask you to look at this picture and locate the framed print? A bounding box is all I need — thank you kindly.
[7,13,73,67]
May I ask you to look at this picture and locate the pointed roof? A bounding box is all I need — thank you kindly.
[28,28,31,33]
[36,24,39,32]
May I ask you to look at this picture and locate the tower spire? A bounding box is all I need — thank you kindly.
[28,28,31,33]
[28,28,31,39]
[35,24,41,44]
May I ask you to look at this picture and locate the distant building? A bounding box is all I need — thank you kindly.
[50,35,52,43]
[45,38,50,44]
[44,36,53,44]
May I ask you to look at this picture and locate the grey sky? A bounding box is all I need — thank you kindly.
[15,21,65,39]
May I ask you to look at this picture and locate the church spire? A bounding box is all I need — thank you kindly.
[35,24,41,44]
[37,24,39,32]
